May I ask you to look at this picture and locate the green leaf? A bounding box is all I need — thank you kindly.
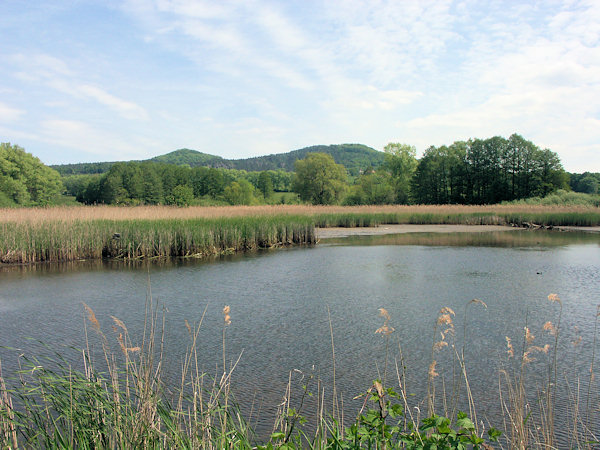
[487,427,502,442]
[456,415,475,431]
[270,432,285,440]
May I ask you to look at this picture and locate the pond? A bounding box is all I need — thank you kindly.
[1,229,599,444]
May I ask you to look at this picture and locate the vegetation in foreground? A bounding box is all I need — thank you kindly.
[1,294,598,448]
[1,204,599,264]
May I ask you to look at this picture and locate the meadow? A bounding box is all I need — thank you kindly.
[1,204,599,264]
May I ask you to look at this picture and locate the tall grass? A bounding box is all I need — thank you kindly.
[1,204,598,264]
[2,204,598,224]
[0,215,315,264]
[1,294,598,448]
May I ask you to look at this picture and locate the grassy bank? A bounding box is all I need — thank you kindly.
[1,205,599,264]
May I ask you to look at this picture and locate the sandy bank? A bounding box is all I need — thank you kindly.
[317,224,600,238]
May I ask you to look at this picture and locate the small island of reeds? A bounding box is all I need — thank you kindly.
[1,204,599,264]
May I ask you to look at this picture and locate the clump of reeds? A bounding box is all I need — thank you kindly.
[0,296,253,448]
[0,215,316,264]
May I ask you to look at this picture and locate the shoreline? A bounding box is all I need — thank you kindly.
[316,224,600,239]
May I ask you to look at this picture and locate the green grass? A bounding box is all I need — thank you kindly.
[0,215,315,264]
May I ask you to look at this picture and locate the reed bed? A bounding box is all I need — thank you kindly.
[1,204,598,224]
[0,216,315,264]
[1,204,598,264]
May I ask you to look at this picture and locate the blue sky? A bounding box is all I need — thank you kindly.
[1,0,599,172]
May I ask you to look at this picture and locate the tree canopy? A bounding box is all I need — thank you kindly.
[0,143,63,207]
[383,143,418,203]
[292,153,347,204]
[411,134,568,204]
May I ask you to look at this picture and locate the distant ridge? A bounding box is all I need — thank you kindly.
[52,144,385,176]
[150,148,225,167]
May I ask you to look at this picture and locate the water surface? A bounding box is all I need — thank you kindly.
[1,230,599,442]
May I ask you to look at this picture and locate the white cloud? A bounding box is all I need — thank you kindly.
[9,53,149,121]
[77,85,149,120]
[39,119,146,159]
[0,102,25,122]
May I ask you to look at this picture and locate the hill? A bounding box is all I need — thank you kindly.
[149,148,225,167]
[227,144,384,175]
[52,144,385,176]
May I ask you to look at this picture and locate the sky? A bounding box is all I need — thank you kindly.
[1,0,599,172]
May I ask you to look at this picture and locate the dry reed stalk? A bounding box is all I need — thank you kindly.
[428,306,455,417]
[585,305,600,440]
[327,305,340,430]
[0,361,18,448]
[1,203,595,224]
[394,358,423,446]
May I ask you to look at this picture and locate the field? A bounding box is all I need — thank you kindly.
[1,204,599,264]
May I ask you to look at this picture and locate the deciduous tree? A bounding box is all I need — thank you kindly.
[292,153,347,204]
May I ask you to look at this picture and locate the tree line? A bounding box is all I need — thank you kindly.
[293,134,570,205]
[65,162,293,206]
[410,134,568,204]
[569,172,599,195]
[0,135,591,208]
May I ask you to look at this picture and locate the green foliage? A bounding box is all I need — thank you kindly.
[411,142,467,204]
[569,172,600,194]
[344,171,395,205]
[51,144,385,176]
[271,191,300,205]
[150,148,225,166]
[292,153,348,205]
[226,144,385,175]
[503,189,600,207]
[51,161,115,175]
[0,143,63,206]
[259,378,500,449]
[223,179,257,205]
[384,143,418,204]
[65,161,292,206]
[142,164,164,204]
[51,134,573,207]
[258,171,274,199]
[269,170,294,192]
[170,185,194,206]
[411,135,568,205]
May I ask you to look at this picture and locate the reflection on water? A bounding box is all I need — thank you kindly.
[0,230,599,444]
[322,229,600,247]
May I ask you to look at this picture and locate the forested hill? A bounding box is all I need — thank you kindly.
[51,144,384,176]
[150,149,225,167]
[225,144,384,175]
